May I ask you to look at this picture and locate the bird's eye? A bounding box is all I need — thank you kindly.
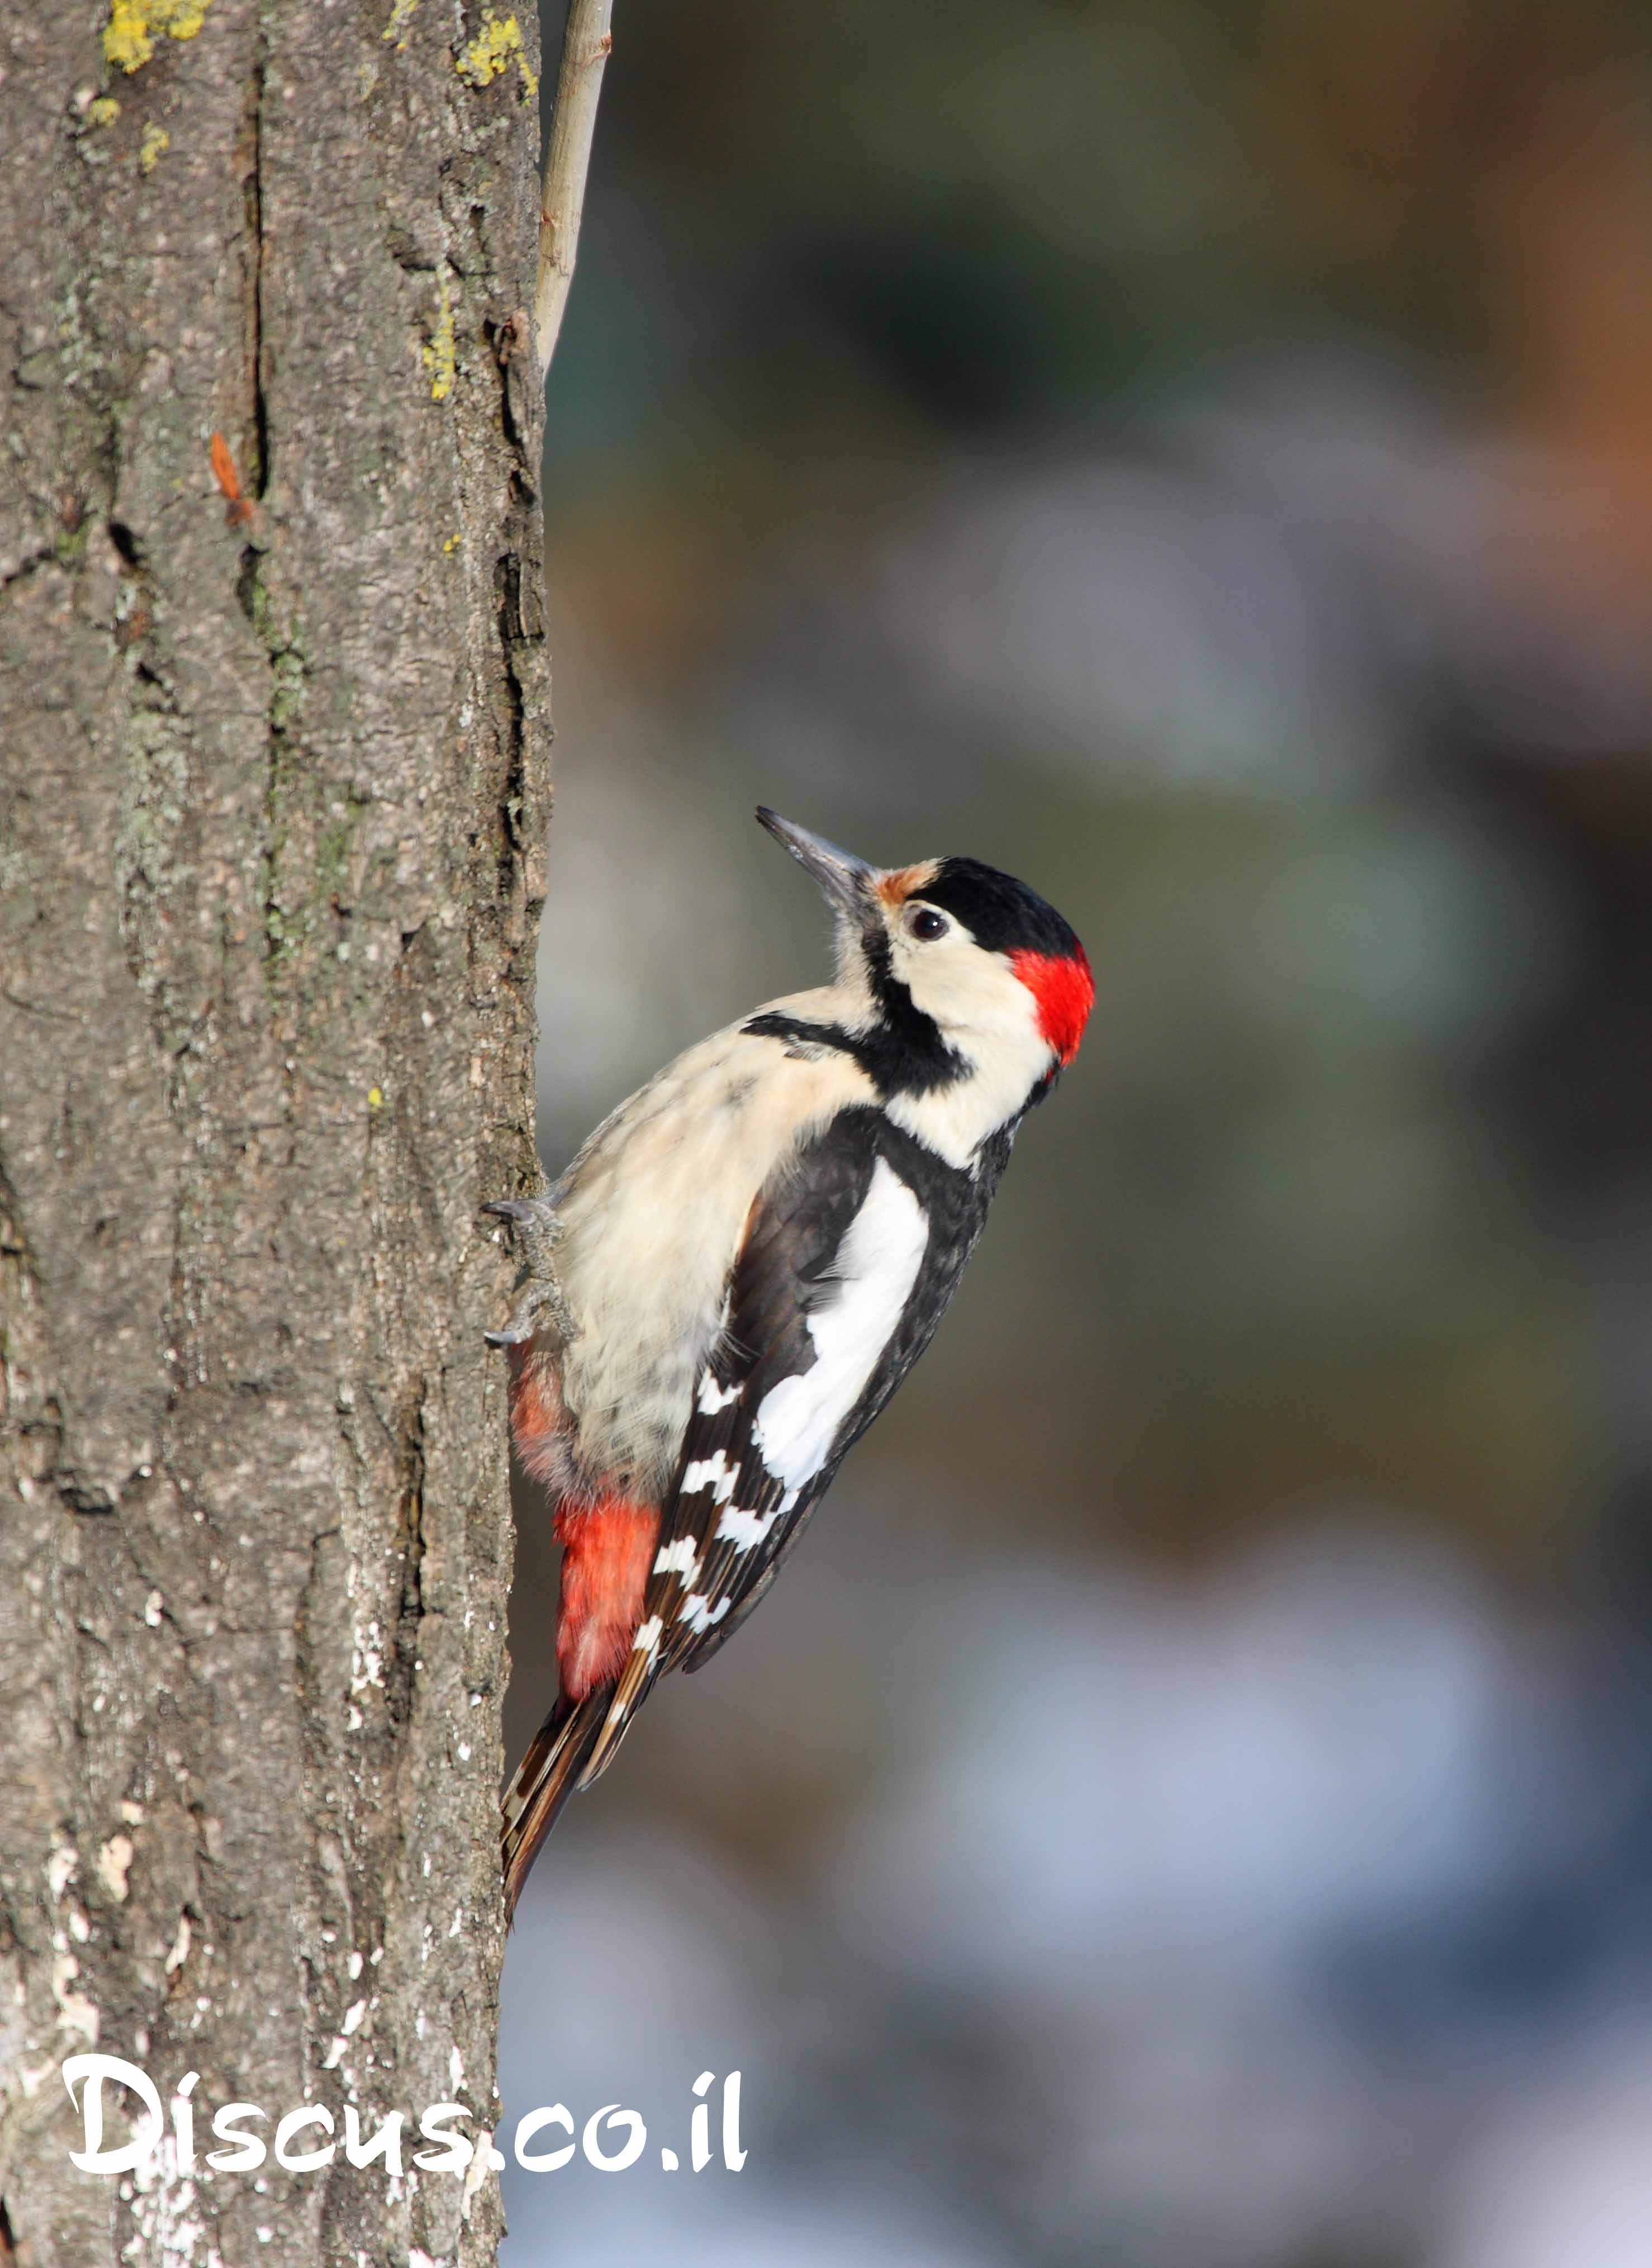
[905,905,949,942]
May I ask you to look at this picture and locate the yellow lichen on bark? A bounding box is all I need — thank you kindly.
[454,11,537,100]
[382,0,419,51]
[104,0,213,74]
[423,283,457,403]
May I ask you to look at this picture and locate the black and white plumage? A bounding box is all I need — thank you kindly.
[493,809,1092,1915]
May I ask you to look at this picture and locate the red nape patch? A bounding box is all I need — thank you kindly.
[1009,946,1094,1066]
[553,1497,660,1700]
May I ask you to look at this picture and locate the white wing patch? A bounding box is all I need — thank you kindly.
[654,1536,700,1581]
[696,1373,740,1415]
[676,1593,732,1635]
[714,1505,780,1554]
[752,1158,928,1492]
[681,1450,738,1503]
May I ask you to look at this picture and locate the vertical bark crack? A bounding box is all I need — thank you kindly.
[235,54,302,975]
[391,1381,429,1728]
[243,58,268,500]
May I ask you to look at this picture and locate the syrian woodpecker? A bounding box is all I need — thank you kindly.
[491,807,1092,1915]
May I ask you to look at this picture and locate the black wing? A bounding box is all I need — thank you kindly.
[576,1109,1014,1786]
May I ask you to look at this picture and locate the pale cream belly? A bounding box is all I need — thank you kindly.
[546,1002,877,1499]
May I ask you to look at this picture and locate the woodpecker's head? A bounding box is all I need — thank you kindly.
[757,808,1093,1100]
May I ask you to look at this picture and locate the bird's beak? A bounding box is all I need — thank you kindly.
[756,808,876,914]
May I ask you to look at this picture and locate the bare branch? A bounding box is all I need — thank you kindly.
[535,0,615,376]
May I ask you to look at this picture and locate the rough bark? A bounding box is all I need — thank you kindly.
[0,4,550,2264]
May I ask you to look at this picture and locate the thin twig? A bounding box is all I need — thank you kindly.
[534,0,615,377]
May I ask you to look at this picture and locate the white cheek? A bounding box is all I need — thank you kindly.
[899,937,1009,1031]
[891,957,1051,1164]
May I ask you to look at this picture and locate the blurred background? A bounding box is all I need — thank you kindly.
[500,3,1652,2262]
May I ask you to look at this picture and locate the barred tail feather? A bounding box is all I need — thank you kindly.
[501,1692,607,1921]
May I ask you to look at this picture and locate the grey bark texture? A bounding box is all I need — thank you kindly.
[0,3,551,2264]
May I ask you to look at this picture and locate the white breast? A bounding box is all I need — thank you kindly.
[752,1158,929,1500]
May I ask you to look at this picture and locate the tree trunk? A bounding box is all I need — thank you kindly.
[0,6,549,2264]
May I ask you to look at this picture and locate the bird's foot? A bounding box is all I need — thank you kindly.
[483,1197,577,1347]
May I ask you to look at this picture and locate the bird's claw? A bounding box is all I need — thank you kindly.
[483,1195,577,1348]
